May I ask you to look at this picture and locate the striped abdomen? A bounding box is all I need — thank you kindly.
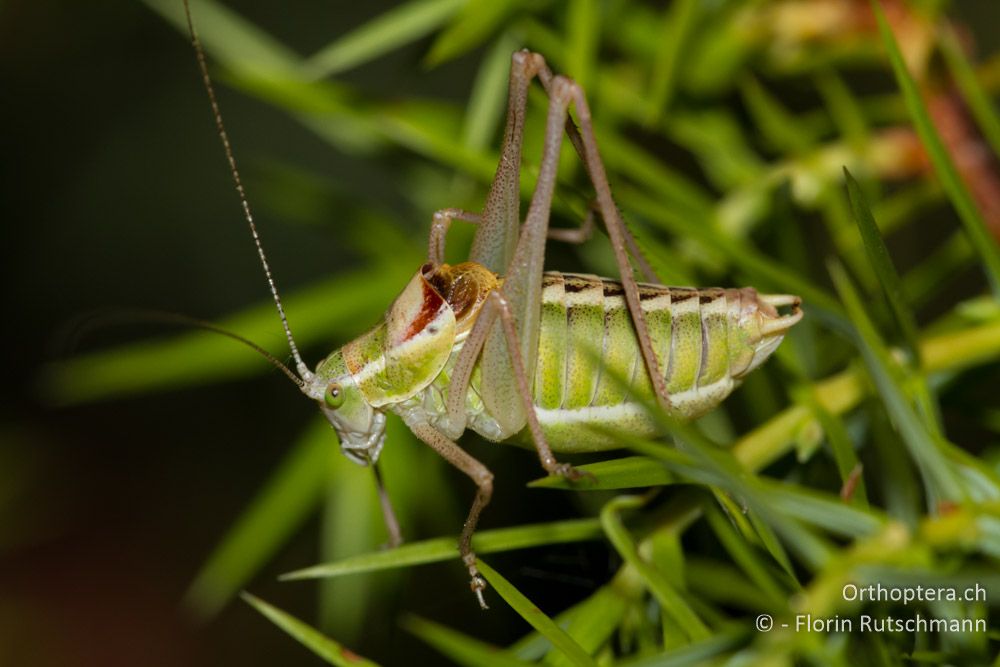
[527,272,782,451]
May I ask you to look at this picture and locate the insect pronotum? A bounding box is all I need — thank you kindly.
[182,1,803,609]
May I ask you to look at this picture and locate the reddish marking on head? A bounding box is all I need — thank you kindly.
[402,280,445,342]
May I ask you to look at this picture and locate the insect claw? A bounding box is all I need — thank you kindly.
[551,462,594,484]
[470,576,489,610]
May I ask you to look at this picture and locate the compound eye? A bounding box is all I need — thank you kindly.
[324,382,345,409]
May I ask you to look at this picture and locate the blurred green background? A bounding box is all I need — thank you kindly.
[4,0,1000,665]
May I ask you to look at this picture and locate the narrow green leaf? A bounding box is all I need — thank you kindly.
[947,446,1000,502]
[619,219,698,287]
[509,577,638,662]
[761,482,884,537]
[743,507,798,581]
[600,495,710,642]
[281,517,602,580]
[685,559,780,612]
[143,0,301,75]
[304,0,467,78]
[631,427,834,571]
[740,76,815,154]
[528,456,674,490]
[565,0,598,90]
[462,32,523,152]
[709,489,762,551]
[702,503,787,606]
[844,168,922,362]
[815,69,870,149]
[183,420,331,620]
[618,630,748,667]
[828,175,916,312]
[819,165,879,297]
[644,0,699,123]
[666,110,764,189]
[475,559,597,667]
[544,585,630,667]
[872,0,1000,294]
[903,231,974,308]
[940,26,1000,161]
[241,593,380,667]
[426,0,518,66]
[237,72,497,174]
[374,100,496,177]
[596,130,713,220]
[828,260,965,503]
[258,80,386,156]
[794,387,870,507]
[869,408,924,526]
[402,615,532,667]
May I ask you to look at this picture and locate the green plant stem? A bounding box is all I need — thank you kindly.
[734,320,1000,471]
[622,320,1000,547]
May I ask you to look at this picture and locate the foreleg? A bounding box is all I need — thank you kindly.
[408,422,494,609]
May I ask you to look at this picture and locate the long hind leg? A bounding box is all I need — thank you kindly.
[467,50,655,283]
[534,61,672,410]
[471,55,671,433]
[569,82,671,409]
[533,62,659,284]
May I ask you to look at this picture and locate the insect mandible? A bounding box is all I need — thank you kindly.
[182,2,803,610]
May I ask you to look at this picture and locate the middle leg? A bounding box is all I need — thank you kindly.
[428,205,598,267]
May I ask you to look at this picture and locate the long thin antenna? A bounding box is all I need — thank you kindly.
[91,309,306,389]
[182,0,312,383]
